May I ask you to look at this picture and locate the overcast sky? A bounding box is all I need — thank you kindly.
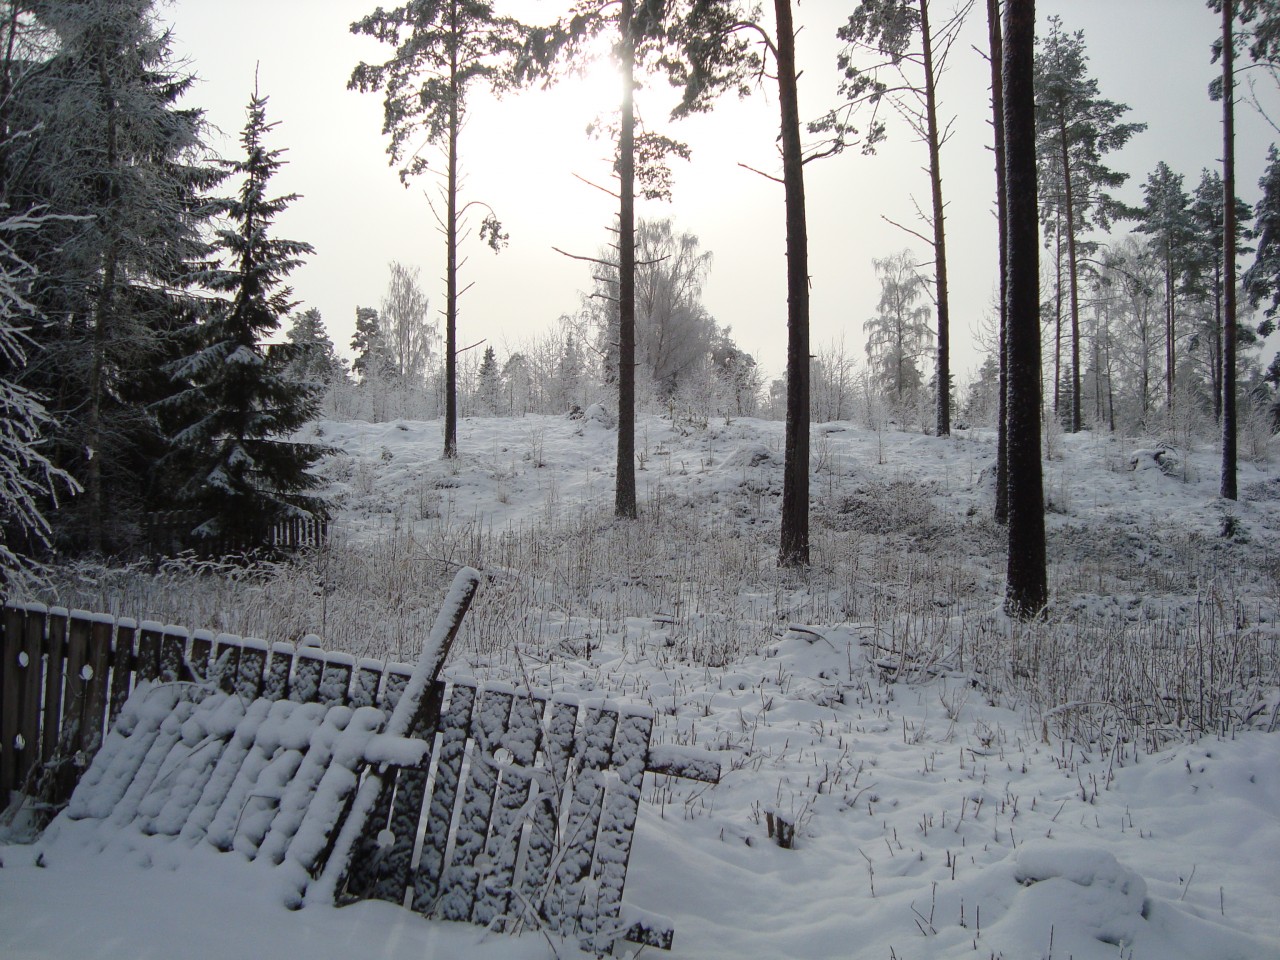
[162,0,1280,385]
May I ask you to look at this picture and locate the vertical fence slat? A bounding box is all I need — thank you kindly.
[40,609,68,771]
[82,617,113,757]
[213,634,242,695]
[159,626,187,684]
[136,622,162,685]
[59,613,93,801]
[1,607,26,799]
[263,642,294,702]
[10,608,46,796]
[108,618,135,728]
[235,638,268,702]
[188,629,215,686]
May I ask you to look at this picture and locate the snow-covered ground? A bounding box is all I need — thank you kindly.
[3,413,1279,959]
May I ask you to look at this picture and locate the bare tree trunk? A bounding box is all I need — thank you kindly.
[987,0,1008,524]
[1221,0,1237,501]
[615,0,638,519]
[776,0,810,567]
[1059,117,1082,433]
[920,0,951,437]
[1002,0,1046,619]
[444,0,460,459]
[1163,240,1175,416]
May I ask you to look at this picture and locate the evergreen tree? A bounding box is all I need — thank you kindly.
[475,343,500,414]
[351,305,393,382]
[1188,168,1252,422]
[1034,15,1145,433]
[13,0,222,553]
[285,307,347,388]
[1135,161,1195,415]
[1243,143,1280,420]
[351,0,520,459]
[0,207,78,587]
[160,87,326,548]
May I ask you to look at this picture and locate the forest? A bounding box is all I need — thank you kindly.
[1,2,1279,959]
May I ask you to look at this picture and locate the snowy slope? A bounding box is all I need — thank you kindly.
[3,413,1279,959]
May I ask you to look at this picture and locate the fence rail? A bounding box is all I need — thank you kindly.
[0,602,407,807]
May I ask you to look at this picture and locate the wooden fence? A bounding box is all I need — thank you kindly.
[0,601,409,808]
[144,511,329,559]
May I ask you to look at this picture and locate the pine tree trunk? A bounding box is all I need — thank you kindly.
[1221,0,1237,501]
[776,0,810,567]
[1059,117,1082,433]
[987,0,1008,525]
[615,0,638,519]
[1002,0,1047,619]
[1164,241,1176,416]
[443,0,460,459]
[1212,259,1223,422]
[920,0,950,437]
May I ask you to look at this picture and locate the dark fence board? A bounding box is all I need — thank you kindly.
[1,607,26,797]
[107,618,133,728]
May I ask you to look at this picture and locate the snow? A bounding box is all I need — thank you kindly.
[4,413,1280,959]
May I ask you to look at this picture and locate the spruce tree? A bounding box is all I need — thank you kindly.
[160,86,326,549]
[13,0,221,553]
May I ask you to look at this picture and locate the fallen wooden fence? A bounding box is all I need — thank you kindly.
[2,572,719,953]
[0,601,408,809]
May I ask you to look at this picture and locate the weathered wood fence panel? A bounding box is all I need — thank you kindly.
[0,602,409,807]
[144,511,329,559]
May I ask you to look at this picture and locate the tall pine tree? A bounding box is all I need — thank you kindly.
[1034,15,1144,433]
[160,86,326,549]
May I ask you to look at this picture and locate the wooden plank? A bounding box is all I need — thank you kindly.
[475,690,546,927]
[136,621,163,684]
[407,681,476,912]
[279,704,387,907]
[290,647,324,703]
[235,637,269,702]
[437,687,515,922]
[15,608,45,795]
[257,703,351,865]
[379,663,412,717]
[645,744,722,783]
[66,683,187,821]
[588,707,654,953]
[517,697,579,919]
[319,653,354,706]
[212,634,242,695]
[262,642,295,701]
[83,617,113,756]
[349,659,383,709]
[159,625,188,683]
[1,607,27,798]
[181,696,273,845]
[40,609,67,765]
[109,695,202,829]
[547,703,617,937]
[364,675,447,905]
[188,629,215,686]
[138,691,235,835]
[205,698,301,853]
[59,613,92,801]
[107,618,135,728]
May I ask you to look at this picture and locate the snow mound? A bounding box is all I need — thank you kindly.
[582,402,614,427]
[1013,843,1147,950]
[719,442,776,469]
